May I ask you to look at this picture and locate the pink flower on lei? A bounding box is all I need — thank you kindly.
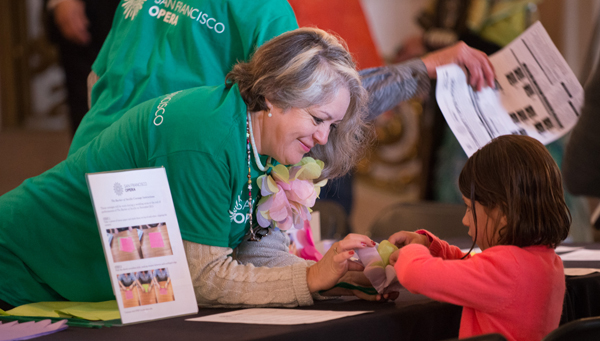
[256,157,327,231]
[294,220,323,261]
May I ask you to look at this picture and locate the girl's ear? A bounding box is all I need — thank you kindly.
[496,208,508,230]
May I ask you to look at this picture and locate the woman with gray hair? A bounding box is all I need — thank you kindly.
[0,28,379,309]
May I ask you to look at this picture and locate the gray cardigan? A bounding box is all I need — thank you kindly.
[360,59,430,121]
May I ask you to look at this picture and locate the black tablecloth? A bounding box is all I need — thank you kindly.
[39,296,462,341]
[561,242,600,324]
[34,242,600,341]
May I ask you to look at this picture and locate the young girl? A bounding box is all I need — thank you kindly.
[388,135,571,341]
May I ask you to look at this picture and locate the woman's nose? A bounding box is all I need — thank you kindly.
[313,125,329,145]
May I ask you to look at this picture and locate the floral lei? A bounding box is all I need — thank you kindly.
[255,157,328,231]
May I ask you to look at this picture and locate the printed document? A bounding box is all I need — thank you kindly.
[436,21,583,156]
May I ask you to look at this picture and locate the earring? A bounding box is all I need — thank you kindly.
[267,110,272,118]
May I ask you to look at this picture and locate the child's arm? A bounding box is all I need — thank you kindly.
[389,230,468,260]
[417,230,468,260]
[393,245,518,313]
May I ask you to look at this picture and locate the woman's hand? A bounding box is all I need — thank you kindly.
[320,286,399,302]
[320,270,399,301]
[306,233,375,293]
[421,41,495,91]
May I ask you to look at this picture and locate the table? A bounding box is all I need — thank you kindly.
[559,243,600,324]
[39,294,462,341]
[36,243,600,341]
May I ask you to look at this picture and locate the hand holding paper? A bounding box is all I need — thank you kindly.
[421,41,495,91]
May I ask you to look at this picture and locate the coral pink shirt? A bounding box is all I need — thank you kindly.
[394,230,565,341]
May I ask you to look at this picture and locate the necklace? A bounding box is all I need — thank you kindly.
[245,114,258,241]
[247,112,271,172]
[245,113,274,241]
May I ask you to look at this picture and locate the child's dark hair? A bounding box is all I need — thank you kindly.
[458,135,571,248]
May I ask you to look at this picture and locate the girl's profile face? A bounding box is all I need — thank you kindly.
[461,196,506,250]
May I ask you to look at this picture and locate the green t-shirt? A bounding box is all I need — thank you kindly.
[0,85,268,306]
[69,0,298,154]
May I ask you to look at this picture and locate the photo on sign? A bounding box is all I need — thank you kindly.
[118,268,175,308]
[107,222,173,263]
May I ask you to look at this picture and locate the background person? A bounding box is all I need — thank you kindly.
[69,1,495,154]
[68,0,298,154]
[45,0,120,134]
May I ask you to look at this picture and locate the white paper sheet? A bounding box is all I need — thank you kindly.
[436,22,583,156]
[186,308,372,325]
[564,268,600,276]
[87,168,198,324]
[559,249,600,261]
[555,245,584,253]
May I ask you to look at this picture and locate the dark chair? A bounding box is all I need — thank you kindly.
[543,316,600,341]
[443,333,507,341]
[369,201,466,240]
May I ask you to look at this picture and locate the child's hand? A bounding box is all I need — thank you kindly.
[388,231,430,248]
[389,249,400,266]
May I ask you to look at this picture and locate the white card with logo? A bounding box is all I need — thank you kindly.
[86,167,197,324]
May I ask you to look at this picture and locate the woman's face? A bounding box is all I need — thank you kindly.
[461,196,506,250]
[263,87,350,165]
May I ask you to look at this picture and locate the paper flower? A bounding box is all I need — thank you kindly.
[294,220,323,261]
[256,157,328,231]
[356,240,402,294]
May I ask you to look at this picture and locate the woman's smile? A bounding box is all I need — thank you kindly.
[299,139,312,153]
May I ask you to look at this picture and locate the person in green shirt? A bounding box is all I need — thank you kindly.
[69,0,299,154]
[0,28,380,308]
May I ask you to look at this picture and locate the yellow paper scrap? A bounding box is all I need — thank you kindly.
[5,301,120,321]
[7,301,82,318]
[55,301,120,321]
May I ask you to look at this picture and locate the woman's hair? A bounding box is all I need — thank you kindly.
[458,135,571,248]
[226,27,371,179]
